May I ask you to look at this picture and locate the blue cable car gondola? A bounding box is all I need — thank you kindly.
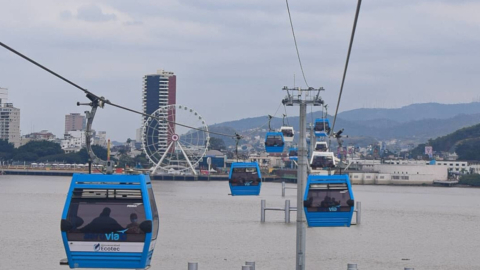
[265,132,285,153]
[60,174,159,269]
[288,147,298,161]
[314,118,331,137]
[229,162,262,196]
[303,174,355,227]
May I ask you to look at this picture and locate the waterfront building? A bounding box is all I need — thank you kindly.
[0,88,20,148]
[20,130,56,146]
[142,69,176,156]
[93,130,107,148]
[64,113,85,134]
[61,130,87,153]
[349,163,448,185]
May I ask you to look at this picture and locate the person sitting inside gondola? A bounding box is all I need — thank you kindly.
[315,144,327,151]
[314,123,331,133]
[80,207,124,233]
[282,130,293,137]
[275,136,284,146]
[126,213,142,234]
[311,156,335,169]
[330,197,340,206]
[265,137,275,146]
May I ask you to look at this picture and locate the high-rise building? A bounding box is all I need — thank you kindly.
[142,69,176,156]
[0,88,20,148]
[65,113,85,134]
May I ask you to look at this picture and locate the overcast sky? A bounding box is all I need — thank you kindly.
[1,0,479,141]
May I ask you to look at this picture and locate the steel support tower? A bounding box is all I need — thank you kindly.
[282,86,324,270]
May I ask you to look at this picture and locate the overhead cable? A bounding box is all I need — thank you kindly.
[330,0,362,134]
[0,42,236,139]
[285,0,309,88]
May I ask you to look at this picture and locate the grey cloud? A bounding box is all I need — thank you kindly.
[2,0,480,141]
[124,20,143,26]
[77,5,117,22]
[59,10,72,21]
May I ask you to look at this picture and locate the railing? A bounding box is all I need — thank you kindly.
[281,181,297,197]
[187,262,413,269]
[261,199,361,225]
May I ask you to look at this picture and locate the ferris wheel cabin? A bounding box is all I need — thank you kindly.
[229,162,262,196]
[264,132,285,153]
[60,174,159,269]
[303,174,355,227]
[314,118,331,137]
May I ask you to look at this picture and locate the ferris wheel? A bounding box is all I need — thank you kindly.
[142,104,209,175]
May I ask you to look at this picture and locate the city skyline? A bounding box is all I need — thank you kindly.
[1,1,479,141]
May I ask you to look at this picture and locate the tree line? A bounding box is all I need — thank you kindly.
[0,140,149,168]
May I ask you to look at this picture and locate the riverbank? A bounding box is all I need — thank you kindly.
[0,169,296,183]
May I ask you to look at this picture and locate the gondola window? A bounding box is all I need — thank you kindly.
[305,184,352,212]
[66,188,147,242]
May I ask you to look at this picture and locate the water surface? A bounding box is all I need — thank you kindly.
[0,175,479,270]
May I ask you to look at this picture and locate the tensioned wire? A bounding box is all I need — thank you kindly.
[330,0,362,134]
[0,42,237,139]
[285,0,309,89]
[0,42,289,141]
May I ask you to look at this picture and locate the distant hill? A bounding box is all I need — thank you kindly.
[210,102,480,144]
[411,122,480,160]
[337,102,480,123]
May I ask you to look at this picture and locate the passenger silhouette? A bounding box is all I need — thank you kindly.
[80,207,124,233]
[126,213,142,234]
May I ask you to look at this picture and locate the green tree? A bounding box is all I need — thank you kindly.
[456,139,480,160]
[459,174,480,186]
[14,141,63,160]
[0,139,15,160]
[37,153,84,164]
[12,152,39,161]
[133,153,150,168]
[77,145,109,162]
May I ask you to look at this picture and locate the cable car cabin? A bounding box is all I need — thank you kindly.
[303,174,355,227]
[314,141,328,152]
[60,174,159,269]
[288,147,298,161]
[280,126,294,142]
[229,162,262,196]
[310,152,336,170]
[314,118,331,137]
[264,132,285,153]
[310,152,336,175]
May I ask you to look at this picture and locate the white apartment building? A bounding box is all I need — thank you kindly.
[94,131,107,147]
[0,88,20,148]
[61,130,87,152]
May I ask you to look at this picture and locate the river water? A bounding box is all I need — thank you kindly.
[0,175,479,270]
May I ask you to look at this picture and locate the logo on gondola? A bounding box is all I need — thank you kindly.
[93,243,121,252]
[104,229,129,241]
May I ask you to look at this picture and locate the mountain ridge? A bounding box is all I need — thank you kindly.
[209,102,480,143]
